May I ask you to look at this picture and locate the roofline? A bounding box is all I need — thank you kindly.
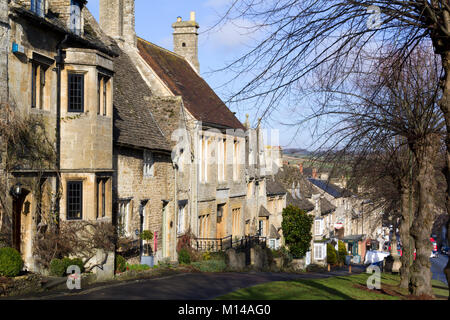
[11,7,119,57]
[114,142,172,155]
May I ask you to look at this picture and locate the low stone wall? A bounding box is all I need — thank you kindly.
[225,248,246,271]
[0,274,44,297]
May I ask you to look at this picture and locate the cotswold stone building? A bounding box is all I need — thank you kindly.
[0,0,118,278]
[98,0,254,250]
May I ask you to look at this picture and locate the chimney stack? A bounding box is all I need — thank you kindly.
[172,11,200,73]
[99,0,136,47]
[312,168,318,179]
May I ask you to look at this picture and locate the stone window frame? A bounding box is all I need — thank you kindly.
[143,150,155,178]
[70,0,83,36]
[97,73,110,116]
[30,0,45,17]
[96,177,109,219]
[30,58,51,110]
[118,200,131,237]
[67,72,85,113]
[314,243,325,260]
[67,180,83,221]
[314,218,324,236]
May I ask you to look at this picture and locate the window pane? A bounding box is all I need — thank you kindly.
[68,73,84,112]
[67,181,82,220]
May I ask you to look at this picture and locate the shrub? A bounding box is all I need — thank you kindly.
[191,259,227,273]
[202,251,211,261]
[0,247,24,277]
[50,259,65,277]
[178,248,191,265]
[337,241,347,265]
[50,257,85,277]
[326,243,338,265]
[281,205,314,258]
[115,255,127,273]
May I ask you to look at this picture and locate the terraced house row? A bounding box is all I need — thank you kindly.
[0,0,286,278]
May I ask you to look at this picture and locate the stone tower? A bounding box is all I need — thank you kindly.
[99,0,136,47]
[172,12,200,73]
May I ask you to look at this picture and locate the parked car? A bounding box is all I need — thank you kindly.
[430,237,438,258]
[441,246,449,256]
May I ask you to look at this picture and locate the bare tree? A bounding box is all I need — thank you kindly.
[213,1,450,296]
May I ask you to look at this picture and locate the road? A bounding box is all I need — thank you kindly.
[431,254,449,285]
[28,267,365,300]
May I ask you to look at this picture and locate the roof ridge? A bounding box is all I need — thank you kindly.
[137,37,187,61]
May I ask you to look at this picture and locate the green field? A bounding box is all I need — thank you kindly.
[217,273,449,300]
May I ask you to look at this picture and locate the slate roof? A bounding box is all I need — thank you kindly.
[259,206,271,217]
[12,7,119,57]
[266,178,287,196]
[269,224,281,239]
[275,166,315,199]
[320,197,336,215]
[308,179,353,198]
[112,45,171,152]
[286,192,315,212]
[136,38,245,130]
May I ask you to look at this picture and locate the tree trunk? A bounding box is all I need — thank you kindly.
[409,134,440,297]
[399,181,414,289]
[439,50,450,300]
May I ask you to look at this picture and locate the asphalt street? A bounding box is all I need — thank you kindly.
[30,267,365,300]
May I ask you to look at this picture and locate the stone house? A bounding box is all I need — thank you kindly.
[111,45,177,264]
[0,0,118,278]
[97,1,250,249]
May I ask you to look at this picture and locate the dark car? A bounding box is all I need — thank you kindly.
[441,246,450,256]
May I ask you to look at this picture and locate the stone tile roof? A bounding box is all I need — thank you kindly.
[308,179,353,198]
[269,224,281,239]
[266,177,287,196]
[259,206,271,217]
[112,45,171,152]
[286,192,315,212]
[11,7,119,57]
[136,38,245,130]
[275,166,315,199]
[320,197,336,215]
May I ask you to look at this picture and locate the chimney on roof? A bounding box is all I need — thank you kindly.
[172,11,200,73]
[312,168,318,179]
[99,0,137,47]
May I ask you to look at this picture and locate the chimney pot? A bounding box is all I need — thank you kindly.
[177,16,182,22]
[190,11,196,21]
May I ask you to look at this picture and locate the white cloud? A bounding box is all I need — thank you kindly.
[203,18,261,50]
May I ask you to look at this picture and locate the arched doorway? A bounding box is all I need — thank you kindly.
[12,189,30,253]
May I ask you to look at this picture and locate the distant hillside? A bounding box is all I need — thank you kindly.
[283,148,310,156]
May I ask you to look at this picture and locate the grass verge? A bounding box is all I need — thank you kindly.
[216,273,449,300]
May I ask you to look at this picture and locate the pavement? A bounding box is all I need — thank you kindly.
[19,265,365,300]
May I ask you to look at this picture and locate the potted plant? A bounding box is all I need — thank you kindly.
[140,230,154,267]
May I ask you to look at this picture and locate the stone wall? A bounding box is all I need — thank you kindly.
[113,146,176,262]
[0,0,8,106]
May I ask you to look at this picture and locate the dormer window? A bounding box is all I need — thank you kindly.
[31,0,45,17]
[70,0,82,36]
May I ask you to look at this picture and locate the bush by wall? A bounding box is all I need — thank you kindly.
[178,248,191,265]
[326,243,338,265]
[50,257,85,277]
[337,241,347,265]
[115,255,127,273]
[191,259,227,272]
[0,247,24,277]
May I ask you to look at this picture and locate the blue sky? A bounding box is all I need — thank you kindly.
[86,0,311,149]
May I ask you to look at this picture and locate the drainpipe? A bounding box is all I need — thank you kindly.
[54,35,68,225]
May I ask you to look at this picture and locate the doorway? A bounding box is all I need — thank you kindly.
[12,191,29,252]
